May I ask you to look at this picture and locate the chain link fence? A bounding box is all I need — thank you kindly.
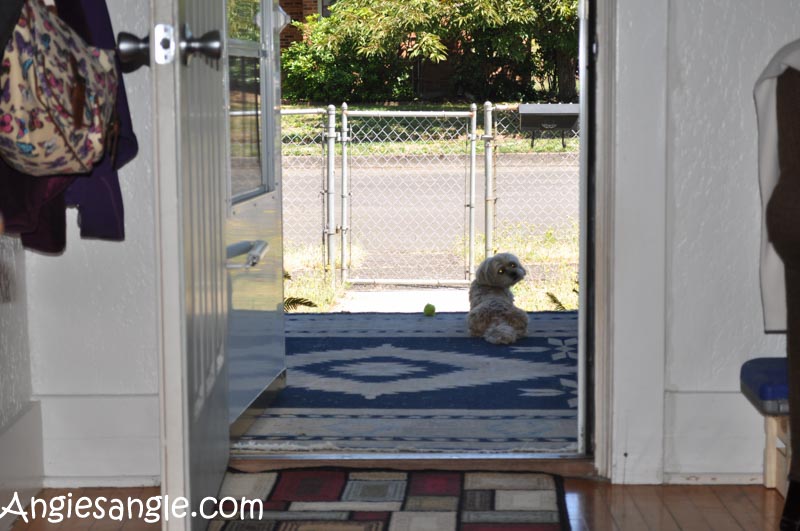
[492,105,580,286]
[281,108,328,263]
[280,103,580,287]
[493,105,580,232]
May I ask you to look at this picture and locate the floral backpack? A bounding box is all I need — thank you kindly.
[0,0,118,176]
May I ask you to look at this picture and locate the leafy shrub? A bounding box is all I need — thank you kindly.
[282,16,414,103]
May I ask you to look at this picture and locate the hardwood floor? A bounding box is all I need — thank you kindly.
[564,479,786,530]
[9,487,161,531]
[9,480,786,530]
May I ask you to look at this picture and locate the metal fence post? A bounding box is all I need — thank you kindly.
[340,103,350,283]
[483,101,495,259]
[325,104,337,287]
[468,103,477,281]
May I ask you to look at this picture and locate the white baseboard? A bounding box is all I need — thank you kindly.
[43,476,159,488]
[664,392,765,477]
[39,395,160,482]
[663,472,762,485]
[0,402,43,531]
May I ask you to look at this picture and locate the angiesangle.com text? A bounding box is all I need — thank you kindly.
[1,491,264,523]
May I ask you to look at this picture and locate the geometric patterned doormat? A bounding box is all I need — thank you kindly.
[208,468,571,530]
[232,312,578,455]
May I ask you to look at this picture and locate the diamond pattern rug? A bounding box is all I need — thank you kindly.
[233,312,578,454]
[209,468,570,530]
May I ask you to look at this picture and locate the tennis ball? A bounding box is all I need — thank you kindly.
[423,303,436,316]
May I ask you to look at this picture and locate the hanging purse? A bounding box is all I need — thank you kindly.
[0,0,118,176]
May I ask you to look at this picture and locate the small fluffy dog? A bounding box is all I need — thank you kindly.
[467,253,529,345]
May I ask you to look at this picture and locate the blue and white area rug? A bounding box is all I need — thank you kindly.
[233,312,578,455]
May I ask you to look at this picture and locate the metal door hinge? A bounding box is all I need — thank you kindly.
[154,24,176,65]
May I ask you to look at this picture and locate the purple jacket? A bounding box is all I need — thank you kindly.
[0,0,138,253]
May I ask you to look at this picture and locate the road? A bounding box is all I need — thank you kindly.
[234,152,580,281]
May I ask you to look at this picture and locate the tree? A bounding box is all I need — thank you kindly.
[531,0,579,102]
[282,14,414,102]
[283,0,578,102]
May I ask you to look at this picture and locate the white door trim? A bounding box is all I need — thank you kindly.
[593,0,670,484]
[591,0,616,481]
[150,2,193,528]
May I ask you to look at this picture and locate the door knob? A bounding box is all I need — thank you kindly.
[117,24,222,70]
[118,25,176,71]
[180,25,223,64]
[116,32,150,73]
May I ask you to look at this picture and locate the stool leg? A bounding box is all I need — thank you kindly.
[767,416,778,489]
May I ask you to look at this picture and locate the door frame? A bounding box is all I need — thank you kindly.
[150,0,628,489]
[589,0,614,481]
[240,1,601,472]
[151,0,190,520]
[591,0,671,484]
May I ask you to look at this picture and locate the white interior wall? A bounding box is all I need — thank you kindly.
[0,237,32,430]
[609,0,800,483]
[24,1,159,486]
[0,236,42,530]
[662,0,798,481]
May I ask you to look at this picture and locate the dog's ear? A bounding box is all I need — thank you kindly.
[475,256,492,285]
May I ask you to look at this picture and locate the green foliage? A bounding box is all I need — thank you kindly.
[282,271,320,312]
[452,26,538,101]
[282,15,414,102]
[546,291,568,311]
[530,0,579,101]
[546,279,578,311]
[228,0,260,42]
[284,297,319,311]
[281,0,578,102]
[324,0,537,60]
[283,245,350,313]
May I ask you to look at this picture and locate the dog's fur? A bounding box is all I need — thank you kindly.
[467,253,529,345]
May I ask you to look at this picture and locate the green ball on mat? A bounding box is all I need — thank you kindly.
[423,303,436,316]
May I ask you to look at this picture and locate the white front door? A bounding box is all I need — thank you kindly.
[150,0,229,528]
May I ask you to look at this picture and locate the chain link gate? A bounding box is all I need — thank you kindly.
[493,105,580,233]
[340,105,479,285]
[279,103,580,289]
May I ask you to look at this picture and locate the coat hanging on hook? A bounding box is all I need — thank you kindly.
[0,0,138,253]
[0,0,24,53]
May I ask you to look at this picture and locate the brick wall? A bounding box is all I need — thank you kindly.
[279,0,319,48]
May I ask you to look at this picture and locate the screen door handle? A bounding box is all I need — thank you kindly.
[226,240,269,269]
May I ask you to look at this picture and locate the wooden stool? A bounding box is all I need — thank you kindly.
[764,415,791,497]
[740,357,790,496]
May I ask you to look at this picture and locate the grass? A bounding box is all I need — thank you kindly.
[282,244,340,313]
[283,267,344,313]
[463,222,580,312]
[282,243,361,313]
[229,97,580,158]
[495,136,579,154]
[281,222,580,313]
